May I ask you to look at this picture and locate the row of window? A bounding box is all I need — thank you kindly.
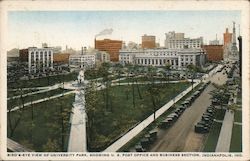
[136,58,178,66]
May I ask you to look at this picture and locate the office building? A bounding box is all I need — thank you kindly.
[53,53,70,64]
[95,39,122,62]
[69,54,95,71]
[223,28,232,46]
[19,47,54,73]
[141,34,156,49]
[165,31,203,49]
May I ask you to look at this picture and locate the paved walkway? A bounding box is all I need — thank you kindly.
[215,110,235,152]
[8,91,75,112]
[7,84,62,100]
[214,119,223,123]
[7,138,34,152]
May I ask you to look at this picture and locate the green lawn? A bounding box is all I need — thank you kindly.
[230,124,242,152]
[8,89,39,98]
[7,88,70,110]
[8,82,190,152]
[234,110,242,123]
[203,122,222,152]
[7,94,75,152]
[118,76,181,84]
[8,72,78,89]
[214,108,226,120]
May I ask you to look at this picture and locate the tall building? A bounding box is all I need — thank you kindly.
[19,47,54,74]
[230,22,239,56]
[141,34,156,49]
[94,39,122,62]
[165,31,203,49]
[119,48,206,69]
[223,28,232,46]
[202,45,223,62]
[223,23,239,61]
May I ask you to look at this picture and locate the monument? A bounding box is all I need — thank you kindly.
[67,69,87,152]
[229,21,239,61]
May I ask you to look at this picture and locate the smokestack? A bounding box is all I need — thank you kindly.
[81,47,83,55]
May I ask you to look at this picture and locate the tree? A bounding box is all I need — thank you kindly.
[187,64,197,90]
[133,64,142,99]
[164,63,171,83]
[128,64,136,108]
[146,66,158,120]
[85,81,98,148]
[210,84,230,109]
[114,63,123,86]
[42,138,60,152]
[99,63,112,111]
[8,81,26,137]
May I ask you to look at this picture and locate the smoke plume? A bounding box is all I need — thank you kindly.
[95,28,113,37]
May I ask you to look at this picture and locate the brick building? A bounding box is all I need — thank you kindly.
[141,34,156,49]
[94,39,122,62]
[53,53,70,64]
[202,45,223,62]
[223,28,232,46]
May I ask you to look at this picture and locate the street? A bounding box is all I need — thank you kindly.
[149,68,228,152]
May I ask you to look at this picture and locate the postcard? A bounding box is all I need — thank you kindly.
[0,0,249,160]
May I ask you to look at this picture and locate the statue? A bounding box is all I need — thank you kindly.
[77,69,85,84]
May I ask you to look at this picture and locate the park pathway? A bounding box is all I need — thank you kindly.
[7,138,34,152]
[215,110,234,152]
[8,91,75,112]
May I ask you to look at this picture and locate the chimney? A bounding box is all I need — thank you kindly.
[81,47,83,55]
[226,28,229,33]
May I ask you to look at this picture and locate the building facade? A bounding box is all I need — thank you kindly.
[69,54,95,71]
[53,53,70,64]
[141,34,156,49]
[19,47,54,73]
[165,31,203,49]
[95,51,110,63]
[95,39,122,62]
[223,28,232,46]
[119,48,206,69]
[202,45,223,62]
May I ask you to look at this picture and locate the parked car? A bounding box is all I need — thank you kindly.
[194,124,209,133]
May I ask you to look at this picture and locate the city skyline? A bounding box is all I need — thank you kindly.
[8,10,241,50]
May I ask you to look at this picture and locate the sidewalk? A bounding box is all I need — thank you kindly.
[215,110,234,152]
[8,91,75,112]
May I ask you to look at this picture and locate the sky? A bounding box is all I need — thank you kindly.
[8,11,241,50]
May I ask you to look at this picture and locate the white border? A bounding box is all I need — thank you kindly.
[0,0,249,160]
